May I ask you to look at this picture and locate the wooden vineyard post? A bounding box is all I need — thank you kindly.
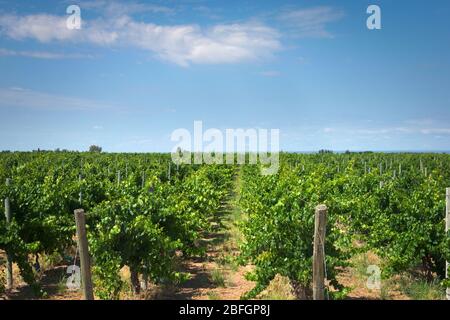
[4,178,13,290]
[74,209,94,300]
[168,162,171,181]
[313,204,327,300]
[78,174,83,205]
[446,188,450,300]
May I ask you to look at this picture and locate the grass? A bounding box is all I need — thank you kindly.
[56,275,68,295]
[217,254,240,272]
[210,268,226,287]
[257,274,296,300]
[398,276,445,300]
[349,252,385,294]
[207,291,222,300]
[347,251,445,300]
[208,168,244,290]
[379,279,392,300]
[351,252,380,282]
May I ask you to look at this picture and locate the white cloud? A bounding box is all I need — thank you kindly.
[117,19,281,66]
[278,6,344,38]
[0,87,114,111]
[0,13,118,44]
[0,47,95,59]
[0,14,74,42]
[0,13,281,66]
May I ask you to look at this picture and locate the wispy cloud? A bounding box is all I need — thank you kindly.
[0,14,118,44]
[122,20,281,66]
[114,136,153,149]
[355,127,413,135]
[77,0,175,16]
[259,70,281,77]
[404,118,434,126]
[163,108,177,113]
[0,87,115,111]
[321,125,450,136]
[0,12,281,66]
[278,6,344,38]
[0,47,95,59]
[420,128,450,135]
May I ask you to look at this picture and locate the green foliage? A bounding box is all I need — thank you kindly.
[89,145,102,153]
[239,162,351,299]
[239,153,450,299]
[0,151,449,300]
[0,152,233,298]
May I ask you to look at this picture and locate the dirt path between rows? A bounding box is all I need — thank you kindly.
[159,168,255,300]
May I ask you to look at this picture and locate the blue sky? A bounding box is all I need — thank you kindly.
[0,0,449,152]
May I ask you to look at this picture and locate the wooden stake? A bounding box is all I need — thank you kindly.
[168,162,171,181]
[313,204,327,300]
[446,188,450,300]
[78,174,82,205]
[74,209,94,300]
[4,178,13,290]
